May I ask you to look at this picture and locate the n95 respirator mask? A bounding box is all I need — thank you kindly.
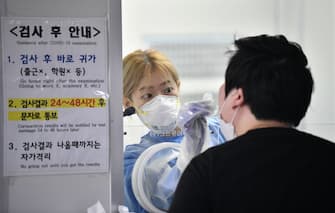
[137,95,180,134]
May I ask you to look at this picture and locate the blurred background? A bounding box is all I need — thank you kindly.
[122,0,335,145]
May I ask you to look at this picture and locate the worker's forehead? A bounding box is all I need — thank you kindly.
[137,71,176,90]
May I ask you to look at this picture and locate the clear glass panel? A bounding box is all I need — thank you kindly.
[122,0,335,142]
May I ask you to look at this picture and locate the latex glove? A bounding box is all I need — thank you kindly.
[176,93,215,171]
[177,93,215,129]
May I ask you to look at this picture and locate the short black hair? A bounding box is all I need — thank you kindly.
[225,34,314,126]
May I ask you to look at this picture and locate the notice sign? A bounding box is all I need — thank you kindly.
[2,17,109,176]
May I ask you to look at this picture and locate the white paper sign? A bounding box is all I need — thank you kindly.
[2,17,109,176]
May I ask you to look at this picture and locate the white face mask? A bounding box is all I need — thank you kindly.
[219,117,236,141]
[219,94,239,141]
[137,95,180,134]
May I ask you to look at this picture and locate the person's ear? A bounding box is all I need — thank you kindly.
[231,88,244,108]
[123,97,133,108]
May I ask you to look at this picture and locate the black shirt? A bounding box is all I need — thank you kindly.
[169,127,335,213]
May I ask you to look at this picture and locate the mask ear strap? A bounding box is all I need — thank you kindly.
[230,106,240,123]
[134,105,145,115]
[227,88,243,123]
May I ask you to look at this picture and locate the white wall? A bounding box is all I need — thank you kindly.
[302,0,334,131]
[0,0,124,213]
[122,0,278,55]
[278,0,334,140]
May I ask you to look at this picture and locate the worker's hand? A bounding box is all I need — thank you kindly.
[178,93,215,129]
[176,93,215,171]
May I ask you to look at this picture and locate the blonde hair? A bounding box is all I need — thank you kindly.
[123,49,180,100]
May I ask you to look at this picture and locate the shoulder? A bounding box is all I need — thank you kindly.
[296,129,334,145]
[296,130,335,157]
[207,127,335,161]
[190,142,226,171]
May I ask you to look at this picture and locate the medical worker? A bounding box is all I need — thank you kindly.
[122,49,225,212]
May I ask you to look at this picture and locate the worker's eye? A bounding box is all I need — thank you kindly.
[163,87,174,94]
[141,93,153,101]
